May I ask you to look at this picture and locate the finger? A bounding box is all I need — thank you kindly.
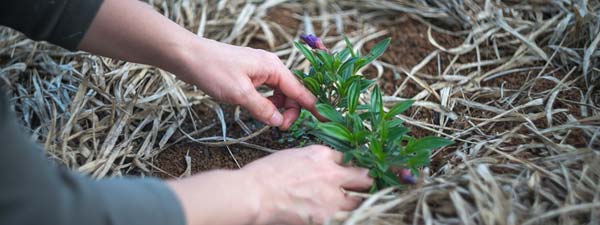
[240,91,283,127]
[340,167,373,191]
[265,63,318,114]
[339,192,362,211]
[280,98,301,130]
[328,149,343,164]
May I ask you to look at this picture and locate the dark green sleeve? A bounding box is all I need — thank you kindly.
[0,0,104,50]
[0,90,186,225]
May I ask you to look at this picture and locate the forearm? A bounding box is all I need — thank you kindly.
[78,0,198,76]
[166,170,262,225]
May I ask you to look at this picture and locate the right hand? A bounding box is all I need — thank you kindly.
[243,145,373,225]
[167,145,372,225]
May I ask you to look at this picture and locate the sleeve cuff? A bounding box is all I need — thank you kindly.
[51,0,104,50]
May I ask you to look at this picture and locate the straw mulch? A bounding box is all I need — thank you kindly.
[0,0,598,224]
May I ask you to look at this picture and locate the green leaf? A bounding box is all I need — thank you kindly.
[316,122,353,143]
[294,41,318,66]
[342,151,356,164]
[348,113,363,133]
[311,130,353,152]
[381,170,401,186]
[316,103,344,124]
[406,149,430,168]
[356,104,370,111]
[353,131,370,144]
[322,71,336,83]
[356,38,391,69]
[360,79,375,91]
[388,119,405,127]
[387,126,409,144]
[337,47,352,61]
[302,77,320,96]
[347,82,361,113]
[369,137,385,161]
[293,70,306,79]
[314,70,325,84]
[370,86,383,125]
[406,136,453,154]
[376,161,389,172]
[343,35,356,57]
[315,51,335,73]
[338,57,359,75]
[386,154,406,166]
[385,100,415,119]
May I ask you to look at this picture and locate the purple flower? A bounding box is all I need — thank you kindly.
[399,168,416,184]
[300,34,328,51]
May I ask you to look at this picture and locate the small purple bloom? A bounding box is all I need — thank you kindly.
[300,34,328,51]
[400,168,416,184]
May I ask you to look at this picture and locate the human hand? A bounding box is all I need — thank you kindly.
[172,38,318,130]
[79,0,317,130]
[242,145,373,225]
[167,145,372,225]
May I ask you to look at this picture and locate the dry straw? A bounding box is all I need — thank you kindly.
[0,0,598,224]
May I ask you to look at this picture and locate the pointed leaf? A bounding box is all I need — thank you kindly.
[385,100,415,119]
[370,86,383,125]
[369,137,385,161]
[338,57,359,75]
[406,149,430,168]
[293,70,306,79]
[301,77,320,96]
[347,81,361,113]
[349,113,363,133]
[387,126,408,144]
[311,130,353,152]
[381,170,401,187]
[316,122,353,143]
[337,47,352,61]
[388,119,405,127]
[316,103,344,123]
[406,136,453,154]
[294,41,317,66]
[356,38,391,69]
[315,50,334,73]
[343,35,356,57]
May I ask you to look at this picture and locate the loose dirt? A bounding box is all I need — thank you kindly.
[154,9,590,177]
[154,12,467,177]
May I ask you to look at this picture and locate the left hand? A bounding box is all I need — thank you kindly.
[78,0,317,130]
[172,38,318,130]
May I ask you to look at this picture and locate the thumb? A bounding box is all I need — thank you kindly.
[240,91,283,127]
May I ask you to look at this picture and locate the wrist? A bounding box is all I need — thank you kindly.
[166,169,265,225]
[237,168,271,225]
[160,34,211,83]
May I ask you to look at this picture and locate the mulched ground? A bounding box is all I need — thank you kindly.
[153,8,592,178]
[153,10,467,177]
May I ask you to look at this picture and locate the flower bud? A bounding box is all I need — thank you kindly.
[400,168,416,184]
[300,34,328,51]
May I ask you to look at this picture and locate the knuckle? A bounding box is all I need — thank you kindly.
[234,83,254,101]
[328,169,345,180]
[257,49,275,59]
[312,145,332,153]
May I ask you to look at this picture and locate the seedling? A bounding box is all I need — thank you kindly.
[293,34,453,191]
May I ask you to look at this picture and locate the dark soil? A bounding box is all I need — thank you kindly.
[154,11,468,177]
[153,104,305,178]
[362,15,464,97]
[154,9,591,177]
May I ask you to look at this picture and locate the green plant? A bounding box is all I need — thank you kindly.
[293,34,453,191]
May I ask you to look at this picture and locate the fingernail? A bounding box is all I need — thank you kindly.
[270,112,283,127]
